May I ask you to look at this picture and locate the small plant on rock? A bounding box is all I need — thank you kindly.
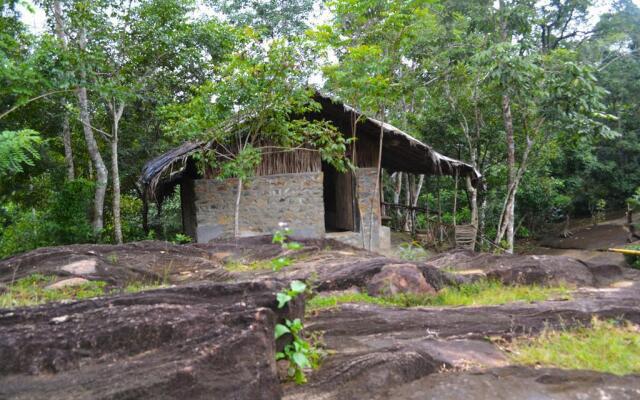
[272,223,303,251]
[274,280,321,384]
[271,223,304,271]
[172,233,192,244]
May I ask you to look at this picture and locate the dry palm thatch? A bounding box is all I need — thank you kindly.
[140,93,482,201]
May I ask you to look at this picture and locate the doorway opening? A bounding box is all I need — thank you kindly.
[322,162,359,232]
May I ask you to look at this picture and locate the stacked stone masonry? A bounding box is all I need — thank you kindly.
[190,168,383,250]
[193,172,325,242]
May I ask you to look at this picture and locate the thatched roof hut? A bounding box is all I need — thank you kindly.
[140,93,481,204]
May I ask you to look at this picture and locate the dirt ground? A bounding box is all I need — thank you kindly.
[526,212,637,267]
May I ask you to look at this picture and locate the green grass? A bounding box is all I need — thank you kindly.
[224,259,274,272]
[509,318,640,375]
[0,274,168,309]
[122,281,167,293]
[0,274,107,308]
[307,280,571,311]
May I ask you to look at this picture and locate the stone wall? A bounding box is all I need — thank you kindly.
[192,172,325,243]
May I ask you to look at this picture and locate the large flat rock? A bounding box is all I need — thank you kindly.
[377,366,640,400]
[426,250,626,287]
[0,280,302,400]
[286,283,640,400]
[0,241,230,286]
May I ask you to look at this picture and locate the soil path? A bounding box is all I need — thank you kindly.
[531,214,637,266]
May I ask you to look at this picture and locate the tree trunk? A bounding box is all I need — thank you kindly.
[393,172,403,226]
[412,174,424,234]
[403,174,411,232]
[109,102,125,244]
[496,93,516,253]
[466,176,478,250]
[61,115,74,180]
[234,178,243,238]
[452,171,459,227]
[437,176,443,242]
[478,185,487,248]
[369,108,385,249]
[52,1,74,181]
[77,27,108,234]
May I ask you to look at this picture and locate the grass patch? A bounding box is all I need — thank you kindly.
[0,274,169,309]
[224,259,274,272]
[307,280,571,311]
[0,274,107,308]
[122,281,167,294]
[509,318,640,375]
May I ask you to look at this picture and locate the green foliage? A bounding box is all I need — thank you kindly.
[274,279,319,384]
[0,207,50,258]
[628,187,640,212]
[270,226,303,271]
[0,178,94,258]
[275,318,322,384]
[272,226,303,250]
[47,179,95,244]
[210,0,316,37]
[307,280,571,311]
[509,318,640,376]
[623,244,640,269]
[272,226,293,246]
[0,130,41,176]
[146,190,183,241]
[271,256,292,272]
[276,280,307,308]
[0,274,107,309]
[171,233,192,244]
[163,35,351,184]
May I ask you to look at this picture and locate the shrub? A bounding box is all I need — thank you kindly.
[624,244,640,269]
[0,179,94,258]
[47,179,95,244]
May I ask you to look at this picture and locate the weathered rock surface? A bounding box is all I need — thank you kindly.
[426,250,625,287]
[287,282,640,400]
[44,277,90,290]
[375,366,640,400]
[367,264,437,297]
[0,280,302,400]
[3,237,640,400]
[213,236,462,292]
[0,241,230,286]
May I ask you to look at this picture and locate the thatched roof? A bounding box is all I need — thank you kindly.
[140,94,481,201]
[312,93,480,181]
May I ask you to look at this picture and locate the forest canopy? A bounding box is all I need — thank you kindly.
[1,0,639,257]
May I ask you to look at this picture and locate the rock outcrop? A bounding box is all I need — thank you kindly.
[366,264,437,297]
[0,280,302,400]
[426,250,624,287]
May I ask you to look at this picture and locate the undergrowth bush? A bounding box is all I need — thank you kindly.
[624,244,640,269]
[0,179,95,258]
